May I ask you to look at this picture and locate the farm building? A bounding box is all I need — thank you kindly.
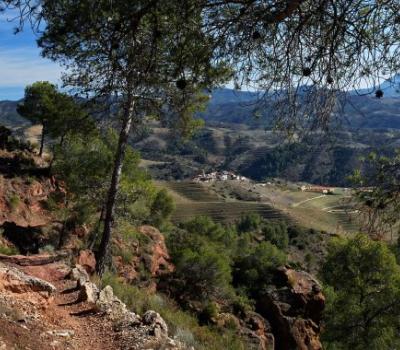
[300,185,335,194]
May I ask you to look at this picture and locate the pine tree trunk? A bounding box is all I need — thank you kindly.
[39,126,45,157]
[96,96,135,275]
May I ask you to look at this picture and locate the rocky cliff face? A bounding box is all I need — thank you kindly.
[0,147,65,254]
[112,225,174,286]
[257,267,325,350]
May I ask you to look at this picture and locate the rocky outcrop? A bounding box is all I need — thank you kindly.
[138,225,174,277]
[257,267,325,350]
[77,278,190,349]
[0,170,57,228]
[113,225,174,284]
[215,311,274,350]
[241,311,275,350]
[0,263,56,298]
[0,252,67,266]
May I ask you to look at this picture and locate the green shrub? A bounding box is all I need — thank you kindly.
[118,221,151,246]
[112,245,134,264]
[262,221,289,249]
[173,246,234,302]
[100,272,246,350]
[233,241,287,297]
[149,188,175,226]
[7,194,20,211]
[322,235,400,349]
[237,213,262,233]
[39,244,55,254]
[0,245,18,256]
[199,302,219,324]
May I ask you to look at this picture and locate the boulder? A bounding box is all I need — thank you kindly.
[68,264,89,287]
[257,267,325,350]
[78,281,99,304]
[0,264,56,298]
[142,310,169,339]
[76,250,96,274]
[21,262,71,282]
[95,285,129,321]
[243,311,275,350]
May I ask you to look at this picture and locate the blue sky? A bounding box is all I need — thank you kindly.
[0,14,62,100]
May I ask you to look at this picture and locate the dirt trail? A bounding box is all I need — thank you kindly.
[0,262,119,350]
[292,194,326,207]
[46,279,118,350]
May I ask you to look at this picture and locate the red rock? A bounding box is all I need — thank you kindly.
[257,267,325,350]
[137,226,174,277]
[0,253,67,266]
[113,256,138,283]
[21,262,71,282]
[73,226,88,238]
[77,250,96,274]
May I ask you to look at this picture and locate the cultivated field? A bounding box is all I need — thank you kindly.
[157,179,361,234]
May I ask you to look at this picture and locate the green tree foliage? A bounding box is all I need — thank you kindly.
[53,130,157,231]
[149,189,175,227]
[262,221,289,250]
[36,0,229,272]
[17,81,91,156]
[167,216,288,306]
[237,213,262,233]
[351,151,400,240]
[167,218,236,302]
[322,234,400,350]
[174,247,233,302]
[17,81,58,156]
[233,242,287,297]
[180,216,236,248]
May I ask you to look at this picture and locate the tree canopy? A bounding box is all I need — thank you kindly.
[322,234,400,350]
[17,81,91,156]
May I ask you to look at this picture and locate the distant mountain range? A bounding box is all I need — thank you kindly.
[2,77,400,130]
[202,82,400,129]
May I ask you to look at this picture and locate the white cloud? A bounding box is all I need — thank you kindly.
[0,46,62,87]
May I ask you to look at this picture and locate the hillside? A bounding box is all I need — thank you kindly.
[2,87,400,186]
[0,129,331,350]
[157,179,360,236]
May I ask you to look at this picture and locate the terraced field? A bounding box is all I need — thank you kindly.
[333,211,360,233]
[157,181,289,223]
[158,180,361,233]
[158,181,220,202]
[173,201,288,223]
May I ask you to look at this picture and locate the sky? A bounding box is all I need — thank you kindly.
[0,12,395,101]
[0,14,62,100]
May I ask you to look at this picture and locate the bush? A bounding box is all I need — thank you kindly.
[0,244,18,256]
[7,194,20,211]
[233,241,287,296]
[179,216,237,249]
[262,221,289,249]
[149,189,175,226]
[173,246,234,301]
[237,213,262,233]
[101,272,245,350]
